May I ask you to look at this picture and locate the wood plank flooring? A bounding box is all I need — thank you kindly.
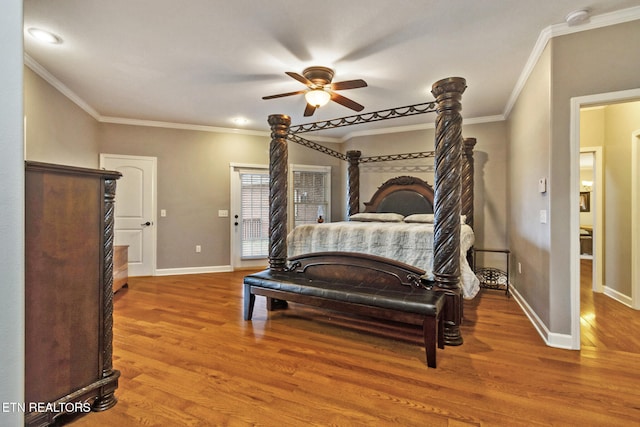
[580,259,640,352]
[67,269,640,426]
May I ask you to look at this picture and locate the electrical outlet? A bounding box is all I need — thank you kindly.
[195,245,201,253]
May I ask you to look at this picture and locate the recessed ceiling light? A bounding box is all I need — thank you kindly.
[232,117,249,126]
[565,9,590,26]
[27,27,62,44]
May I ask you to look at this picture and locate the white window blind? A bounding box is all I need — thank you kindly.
[292,168,330,227]
[239,171,269,258]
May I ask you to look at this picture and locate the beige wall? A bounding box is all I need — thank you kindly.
[23,68,346,271]
[98,124,344,270]
[602,102,640,296]
[507,43,552,327]
[344,120,509,252]
[580,108,605,147]
[24,67,100,168]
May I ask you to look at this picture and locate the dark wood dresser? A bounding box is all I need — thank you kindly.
[25,161,122,426]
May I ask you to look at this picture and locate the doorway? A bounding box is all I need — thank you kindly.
[229,164,270,270]
[100,154,157,277]
[570,90,640,349]
[578,148,603,294]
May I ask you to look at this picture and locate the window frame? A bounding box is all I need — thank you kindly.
[288,164,332,230]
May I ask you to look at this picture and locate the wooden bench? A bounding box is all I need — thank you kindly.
[243,252,446,368]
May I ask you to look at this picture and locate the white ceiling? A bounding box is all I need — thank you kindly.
[23,0,640,140]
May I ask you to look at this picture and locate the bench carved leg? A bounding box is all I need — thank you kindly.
[243,283,255,321]
[423,316,438,368]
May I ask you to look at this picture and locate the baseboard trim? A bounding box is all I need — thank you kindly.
[509,285,577,350]
[155,265,233,276]
[603,285,633,308]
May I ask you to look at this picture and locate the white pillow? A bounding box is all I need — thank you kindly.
[349,212,405,222]
[404,214,434,223]
[404,214,468,225]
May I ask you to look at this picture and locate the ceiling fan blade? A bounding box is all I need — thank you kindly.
[262,90,307,100]
[285,71,314,88]
[330,92,364,112]
[303,103,317,117]
[330,79,368,91]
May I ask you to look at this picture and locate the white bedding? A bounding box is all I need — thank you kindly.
[287,221,480,299]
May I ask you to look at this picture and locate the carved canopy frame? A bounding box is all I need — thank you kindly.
[266,77,472,345]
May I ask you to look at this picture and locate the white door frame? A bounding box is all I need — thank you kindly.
[579,146,603,293]
[100,153,157,276]
[229,163,270,270]
[632,129,640,309]
[570,88,640,349]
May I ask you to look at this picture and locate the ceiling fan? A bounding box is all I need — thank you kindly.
[262,66,367,117]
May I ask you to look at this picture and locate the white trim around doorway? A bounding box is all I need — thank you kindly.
[570,88,640,349]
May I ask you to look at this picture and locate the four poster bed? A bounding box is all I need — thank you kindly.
[244,77,476,367]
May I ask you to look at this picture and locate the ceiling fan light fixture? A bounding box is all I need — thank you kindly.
[305,89,331,108]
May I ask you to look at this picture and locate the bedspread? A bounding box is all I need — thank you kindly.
[287,221,480,299]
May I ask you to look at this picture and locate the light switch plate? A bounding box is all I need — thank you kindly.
[538,178,547,193]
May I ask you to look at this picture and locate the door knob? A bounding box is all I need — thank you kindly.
[141,221,151,226]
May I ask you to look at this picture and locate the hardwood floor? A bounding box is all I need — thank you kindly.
[68,270,640,426]
[580,259,640,352]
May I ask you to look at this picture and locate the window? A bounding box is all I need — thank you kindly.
[239,170,269,259]
[232,164,331,263]
[290,165,331,228]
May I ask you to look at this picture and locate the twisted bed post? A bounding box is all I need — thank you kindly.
[431,77,467,346]
[462,138,476,268]
[346,150,362,217]
[461,138,476,229]
[268,114,291,271]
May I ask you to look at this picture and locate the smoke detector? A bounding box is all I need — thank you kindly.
[565,9,590,26]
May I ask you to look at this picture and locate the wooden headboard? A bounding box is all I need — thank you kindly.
[363,176,435,216]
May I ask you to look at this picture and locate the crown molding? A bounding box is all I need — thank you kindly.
[24,53,101,120]
[98,116,271,137]
[503,5,640,119]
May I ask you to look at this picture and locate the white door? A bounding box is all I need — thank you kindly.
[230,164,270,269]
[100,154,157,276]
